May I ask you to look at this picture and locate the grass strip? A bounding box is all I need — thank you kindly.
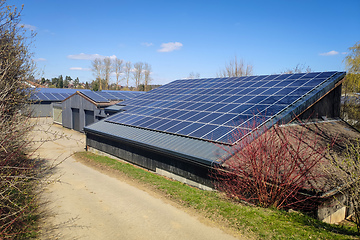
[74,151,359,239]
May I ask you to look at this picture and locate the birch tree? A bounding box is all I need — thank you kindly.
[103,57,112,90]
[91,58,103,90]
[124,61,132,88]
[143,62,152,91]
[113,57,123,90]
[132,61,144,89]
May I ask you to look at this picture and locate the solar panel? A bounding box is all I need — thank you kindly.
[80,90,144,102]
[80,91,110,102]
[106,72,344,144]
[30,88,88,101]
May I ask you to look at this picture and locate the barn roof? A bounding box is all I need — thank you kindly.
[30,88,144,103]
[84,71,346,166]
[29,88,87,102]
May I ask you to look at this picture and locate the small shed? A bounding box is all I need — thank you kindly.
[62,90,143,132]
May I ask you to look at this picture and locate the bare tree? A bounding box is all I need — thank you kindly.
[188,72,200,79]
[124,61,132,88]
[217,55,253,77]
[91,58,103,90]
[282,64,312,74]
[143,62,152,91]
[102,57,112,90]
[113,58,124,90]
[132,62,144,90]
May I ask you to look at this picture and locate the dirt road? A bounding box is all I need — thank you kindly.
[32,118,244,240]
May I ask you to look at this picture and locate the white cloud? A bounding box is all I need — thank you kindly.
[158,42,183,52]
[142,42,153,47]
[319,50,339,56]
[19,24,37,31]
[341,52,348,55]
[67,53,117,60]
[70,67,91,71]
[34,58,46,62]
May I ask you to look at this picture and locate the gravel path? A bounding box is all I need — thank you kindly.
[33,118,244,240]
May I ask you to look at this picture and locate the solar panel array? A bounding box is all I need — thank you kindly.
[80,90,143,103]
[29,88,79,101]
[30,88,143,102]
[106,71,341,145]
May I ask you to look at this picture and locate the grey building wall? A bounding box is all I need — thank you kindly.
[30,101,56,117]
[62,94,108,132]
[86,132,215,188]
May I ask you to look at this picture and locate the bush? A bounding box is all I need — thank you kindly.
[0,1,39,238]
[212,119,334,211]
[329,139,360,232]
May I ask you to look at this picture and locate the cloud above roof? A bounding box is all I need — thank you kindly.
[319,50,339,56]
[67,53,117,60]
[70,67,91,71]
[158,42,183,52]
[142,42,153,47]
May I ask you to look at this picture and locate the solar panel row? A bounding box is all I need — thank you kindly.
[107,71,339,145]
[31,88,143,102]
[80,90,143,103]
[30,92,73,101]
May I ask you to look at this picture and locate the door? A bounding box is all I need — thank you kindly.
[72,108,80,131]
[84,110,94,126]
[53,106,62,124]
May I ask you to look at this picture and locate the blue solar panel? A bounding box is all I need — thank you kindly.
[30,88,142,102]
[30,88,88,101]
[106,71,344,144]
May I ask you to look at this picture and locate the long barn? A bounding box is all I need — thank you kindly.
[84,72,345,188]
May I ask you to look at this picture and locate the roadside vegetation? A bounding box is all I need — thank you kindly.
[74,151,358,239]
[0,1,44,238]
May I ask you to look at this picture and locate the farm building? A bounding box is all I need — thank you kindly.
[29,88,85,117]
[84,71,357,222]
[61,90,143,132]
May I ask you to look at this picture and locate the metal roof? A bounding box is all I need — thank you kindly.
[84,71,346,166]
[106,72,345,145]
[85,121,229,166]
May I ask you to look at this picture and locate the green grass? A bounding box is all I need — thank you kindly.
[74,151,359,239]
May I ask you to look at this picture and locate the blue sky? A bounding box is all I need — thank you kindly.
[10,0,360,85]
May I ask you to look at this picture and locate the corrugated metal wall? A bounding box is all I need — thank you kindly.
[30,102,54,117]
[86,132,214,188]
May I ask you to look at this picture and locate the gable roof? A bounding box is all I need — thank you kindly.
[29,88,144,103]
[84,71,346,166]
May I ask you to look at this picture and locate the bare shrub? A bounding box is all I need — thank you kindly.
[0,1,41,238]
[328,139,360,232]
[212,119,334,211]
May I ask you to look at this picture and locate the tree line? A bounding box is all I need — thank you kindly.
[91,57,153,92]
[39,75,81,88]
